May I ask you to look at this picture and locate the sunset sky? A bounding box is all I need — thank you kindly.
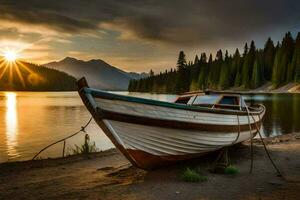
[0,0,300,72]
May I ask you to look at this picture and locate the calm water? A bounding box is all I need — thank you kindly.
[0,92,299,163]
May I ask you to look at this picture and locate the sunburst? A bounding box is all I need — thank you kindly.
[4,51,18,62]
[0,49,36,88]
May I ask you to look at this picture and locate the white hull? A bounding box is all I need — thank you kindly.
[77,78,266,169]
[104,119,257,157]
[96,98,263,126]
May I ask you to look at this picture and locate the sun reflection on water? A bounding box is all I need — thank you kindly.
[5,92,19,159]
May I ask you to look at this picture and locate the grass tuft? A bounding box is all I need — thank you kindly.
[224,165,239,175]
[181,167,208,182]
[72,134,98,155]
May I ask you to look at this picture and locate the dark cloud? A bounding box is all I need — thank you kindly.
[0,0,300,46]
[0,1,97,33]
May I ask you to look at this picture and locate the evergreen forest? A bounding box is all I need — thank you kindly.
[129,32,300,93]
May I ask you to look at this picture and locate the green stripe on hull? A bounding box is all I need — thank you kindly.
[84,88,264,116]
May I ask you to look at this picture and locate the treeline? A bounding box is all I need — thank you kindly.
[129,32,300,93]
[0,60,77,91]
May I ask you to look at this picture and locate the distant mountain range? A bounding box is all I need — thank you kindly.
[44,57,147,90]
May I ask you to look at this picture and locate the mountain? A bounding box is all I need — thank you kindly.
[127,72,149,79]
[44,57,147,90]
[0,59,76,91]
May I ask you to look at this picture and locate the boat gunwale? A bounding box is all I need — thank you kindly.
[84,87,265,116]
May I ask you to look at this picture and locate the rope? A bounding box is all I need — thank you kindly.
[32,117,93,160]
[245,105,254,174]
[249,113,282,177]
[232,115,241,144]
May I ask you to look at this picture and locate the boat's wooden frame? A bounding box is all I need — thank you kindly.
[77,77,265,169]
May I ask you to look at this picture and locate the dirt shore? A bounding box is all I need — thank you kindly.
[0,133,299,200]
[221,82,300,93]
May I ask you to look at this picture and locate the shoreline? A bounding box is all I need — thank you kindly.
[1,133,298,168]
[213,82,300,94]
[129,82,300,94]
[0,133,299,199]
[0,82,300,94]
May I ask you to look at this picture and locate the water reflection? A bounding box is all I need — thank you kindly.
[5,92,19,158]
[244,94,300,137]
[0,92,299,163]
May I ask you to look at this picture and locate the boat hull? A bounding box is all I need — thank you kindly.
[77,78,265,170]
[101,119,259,169]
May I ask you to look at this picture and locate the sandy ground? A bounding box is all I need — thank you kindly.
[0,133,299,200]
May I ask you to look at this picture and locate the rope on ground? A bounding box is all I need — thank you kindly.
[32,117,93,160]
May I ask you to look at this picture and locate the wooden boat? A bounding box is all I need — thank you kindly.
[77,77,265,170]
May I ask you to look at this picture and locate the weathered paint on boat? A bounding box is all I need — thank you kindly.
[77,78,265,169]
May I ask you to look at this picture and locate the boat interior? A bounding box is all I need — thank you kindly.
[174,92,248,111]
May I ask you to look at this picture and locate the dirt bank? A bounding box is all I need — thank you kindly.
[251,82,300,93]
[219,82,300,94]
[0,133,299,200]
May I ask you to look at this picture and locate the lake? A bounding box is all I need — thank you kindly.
[0,91,299,163]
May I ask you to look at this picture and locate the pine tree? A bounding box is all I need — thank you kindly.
[177,51,187,70]
[272,32,295,87]
[294,33,300,82]
[251,51,264,88]
[243,43,248,57]
[272,51,281,87]
[235,43,248,87]
[218,51,231,89]
[149,69,154,76]
[194,55,199,65]
[281,32,294,83]
[219,62,229,89]
[287,33,300,82]
[216,49,223,61]
[241,41,256,88]
[231,49,241,87]
[211,50,223,87]
[287,60,295,82]
[200,53,207,63]
[175,51,188,93]
[263,37,275,80]
[198,54,211,89]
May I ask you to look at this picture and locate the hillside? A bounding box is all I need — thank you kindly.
[44,57,146,90]
[0,59,76,91]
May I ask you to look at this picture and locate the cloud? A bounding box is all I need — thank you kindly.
[0,2,97,34]
[1,0,299,48]
[0,0,300,71]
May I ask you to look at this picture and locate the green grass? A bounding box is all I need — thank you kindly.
[71,134,98,155]
[224,165,239,175]
[181,167,208,182]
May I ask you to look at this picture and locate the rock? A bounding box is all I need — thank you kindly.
[268,179,285,186]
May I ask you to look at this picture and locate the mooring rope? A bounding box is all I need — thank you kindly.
[249,113,282,177]
[232,115,241,144]
[32,117,93,160]
[245,105,254,174]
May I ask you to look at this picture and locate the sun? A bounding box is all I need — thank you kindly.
[4,51,18,62]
